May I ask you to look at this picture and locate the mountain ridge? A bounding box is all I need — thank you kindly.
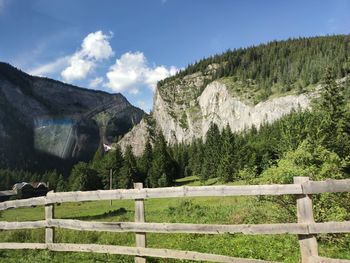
[119,34,350,155]
[0,62,144,173]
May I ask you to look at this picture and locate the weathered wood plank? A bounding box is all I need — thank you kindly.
[0,242,47,250]
[134,182,146,263]
[0,220,46,230]
[45,203,54,243]
[309,221,350,234]
[1,178,350,211]
[0,186,297,211]
[47,219,308,235]
[0,190,16,197]
[46,184,303,203]
[294,177,318,263]
[311,256,350,263]
[47,243,278,263]
[2,219,350,235]
[0,184,302,211]
[0,197,46,211]
[302,179,350,194]
[0,242,278,262]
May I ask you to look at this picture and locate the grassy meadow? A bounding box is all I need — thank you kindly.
[0,177,349,262]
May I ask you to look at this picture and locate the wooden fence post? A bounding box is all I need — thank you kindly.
[294,177,318,263]
[45,203,54,244]
[134,183,146,263]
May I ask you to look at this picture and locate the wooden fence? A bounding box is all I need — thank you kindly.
[1,177,350,263]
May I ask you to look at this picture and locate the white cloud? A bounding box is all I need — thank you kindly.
[27,31,114,82]
[28,56,70,76]
[61,31,114,82]
[81,31,114,60]
[144,65,178,90]
[106,52,145,92]
[106,51,178,93]
[61,54,94,82]
[88,77,104,89]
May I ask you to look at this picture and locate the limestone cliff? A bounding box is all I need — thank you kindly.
[154,80,313,144]
[119,73,315,155]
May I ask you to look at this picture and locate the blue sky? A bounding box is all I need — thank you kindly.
[0,0,349,112]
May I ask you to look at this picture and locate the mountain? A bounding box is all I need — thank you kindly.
[119,35,350,155]
[0,62,144,173]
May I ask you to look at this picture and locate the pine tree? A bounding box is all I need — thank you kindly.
[201,123,221,181]
[92,145,124,189]
[321,67,345,121]
[148,132,176,187]
[138,139,153,184]
[112,145,125,188]
[217,125,236,182]
[318,67,350,157]
[56,175,67,192]
[69,162,102,191]
[118,145,138,189]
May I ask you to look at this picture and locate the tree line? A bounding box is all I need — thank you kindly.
[159,35,350,100]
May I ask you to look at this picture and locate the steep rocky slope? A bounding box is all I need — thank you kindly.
[154,80,314,144]
[119,75,314,155]
[0,62,144,170]
[120,35,350,155]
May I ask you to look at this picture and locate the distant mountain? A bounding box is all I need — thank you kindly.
[0,62,144,173]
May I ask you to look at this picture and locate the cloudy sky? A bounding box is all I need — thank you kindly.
[0,0,349,112]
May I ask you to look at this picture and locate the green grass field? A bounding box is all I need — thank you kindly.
[0,177,349,262]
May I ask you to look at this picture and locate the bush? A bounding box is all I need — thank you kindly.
[259,140,350,226]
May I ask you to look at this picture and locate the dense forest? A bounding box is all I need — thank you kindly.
[159,35,350,100]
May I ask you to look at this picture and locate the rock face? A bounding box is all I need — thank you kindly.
[120,75,314,155]
[198,81,312,136]
[118,119,151,156]
[153,80,312,144]
[0,62,144,168]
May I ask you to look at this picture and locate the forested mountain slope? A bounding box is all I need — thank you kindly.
[120,35,350,154]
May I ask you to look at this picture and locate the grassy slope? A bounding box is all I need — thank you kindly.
[0,177,349,262]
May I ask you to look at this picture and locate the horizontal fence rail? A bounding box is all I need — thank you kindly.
[0,243,277,263]
[2,220,350,235]
[0,177,350,263]
[1,179,350,211]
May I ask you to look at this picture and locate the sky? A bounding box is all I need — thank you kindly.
[0,0,349,112]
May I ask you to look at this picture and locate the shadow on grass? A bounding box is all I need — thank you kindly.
[175,177,220,186]
[175,178,198,186]
[66,207,129,221]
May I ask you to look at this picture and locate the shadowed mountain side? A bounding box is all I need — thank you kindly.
[0,62,144,173]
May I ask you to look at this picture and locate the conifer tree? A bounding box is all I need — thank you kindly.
[118,145,138,188]
[321,67,345,121]
[69,162,102,191]
[318,67,350,157]
[189,139,204,178]
[148,132,176,187]
[201,123,221,181]
[217,125,236,182]
[138,139,153,184]
[56,175,67,192]
[92,145,124,189]
[112,145,125,187]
